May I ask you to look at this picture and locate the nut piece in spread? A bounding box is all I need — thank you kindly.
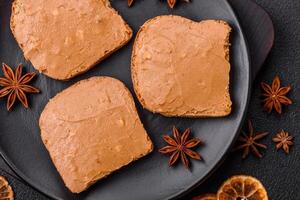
[11,0,132,80]
[39,77,153,193]
[132,15,232,117]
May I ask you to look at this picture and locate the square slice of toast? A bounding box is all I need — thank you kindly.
[11,0,132,80]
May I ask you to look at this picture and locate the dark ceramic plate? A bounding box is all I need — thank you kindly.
[0,0,250,199]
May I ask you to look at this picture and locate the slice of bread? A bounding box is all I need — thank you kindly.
[11,0,132,80]
[39,77,153,193]
[131,15,232,117]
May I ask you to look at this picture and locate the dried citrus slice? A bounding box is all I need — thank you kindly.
[0,176,14,200]
[217,175,268,200]
[192,193,217,200]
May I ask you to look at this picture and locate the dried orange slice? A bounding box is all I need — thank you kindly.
[192,193,217,200]
[217,175,268,200]
[0,176,14,200]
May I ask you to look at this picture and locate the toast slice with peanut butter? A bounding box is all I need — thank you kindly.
[132,15,232,117]
[11,0,132,80]
[39,77,153,193]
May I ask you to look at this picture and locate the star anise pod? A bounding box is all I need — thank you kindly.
[167,0,190,8]
[261,76,292,114]
[272,130,293,154]
[167,0,176,8]
[0,63,39,111]
[159,126,202,169]
[128,0,134,7]
[128,0,190,8]
[234,120,269,159]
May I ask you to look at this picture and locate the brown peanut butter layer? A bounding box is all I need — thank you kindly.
[132,15,232,117]
[39,77,153,193]
[11,0,132,80]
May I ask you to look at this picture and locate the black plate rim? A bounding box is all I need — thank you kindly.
[0,0,251,199]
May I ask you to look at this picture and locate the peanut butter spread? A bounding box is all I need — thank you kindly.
[132,16,232,117]
[39,77,153,193]
[11,0,132,80]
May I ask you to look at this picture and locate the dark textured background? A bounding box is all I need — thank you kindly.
[0,0,299,199]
